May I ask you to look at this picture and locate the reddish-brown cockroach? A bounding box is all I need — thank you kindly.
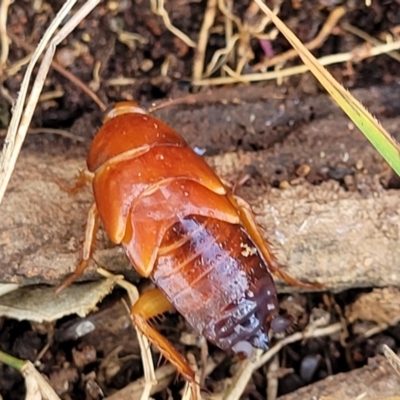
[60,101,320,383]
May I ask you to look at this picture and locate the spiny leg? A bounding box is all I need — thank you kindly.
[131,288,197,386]
[231,194,324,289]
[220,174,251,195]
[54,169,94,195]
[56,203,99,295]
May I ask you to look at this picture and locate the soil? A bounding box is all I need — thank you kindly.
[1,1,400,399]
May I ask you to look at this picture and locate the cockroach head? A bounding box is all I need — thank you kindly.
[104,101,147,123]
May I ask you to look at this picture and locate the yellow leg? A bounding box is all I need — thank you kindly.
[54,169,94,195]
[131,288,196,384]
[231,194,324,289]
[56,203,99,294]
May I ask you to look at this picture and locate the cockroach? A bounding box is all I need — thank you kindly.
[60,101,321,383]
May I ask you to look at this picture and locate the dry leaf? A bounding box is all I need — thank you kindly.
[0,278,118,322]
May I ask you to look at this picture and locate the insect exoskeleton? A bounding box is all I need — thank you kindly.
[62,101,320,382]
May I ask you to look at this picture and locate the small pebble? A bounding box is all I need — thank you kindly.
[300,354,320,382]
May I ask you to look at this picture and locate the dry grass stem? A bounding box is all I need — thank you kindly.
[383,345,400,377]
[106,77,137,86]
[266,354,279,400]
[22,361,61,400]
[255,6,346,71]
[104,365,176,400]
[8,32,106,111]
[0,127,85,142]
[5,53,35,78]
[0,84,13,105]
[255,323,342,370]
[223,349,263,400]
[136,327,156,400]
[97,268,157,400]
[194,39,400,85]
[0,0,75,203]
[223,323,342,400]
[0,0,11,67]
[0,0,100,206]
[223,0,234,66]
[39,89,64,102]
[202,34,239,78]
[150,0,196,48]
[341,22,400,63]
[192,0,218,81]
[192,0,282,80]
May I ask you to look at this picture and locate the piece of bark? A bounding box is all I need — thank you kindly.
[1,145,399,292]
[277,356,400,400]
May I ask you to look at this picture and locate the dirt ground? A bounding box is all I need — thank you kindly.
[1,1,400,399]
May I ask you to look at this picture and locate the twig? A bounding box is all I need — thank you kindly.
[383,345,400,377]
[0,127,86,142]
[5,52,35,78]
[105,77,137,86]
[0,351,61,399]
[202,34,239,78]
[266,354,279,400]
[341,22,400,63]
[0,0,100,206]
[254,6,346,71]
[224,0,235,66]
[223,323,342,400]
[7,32,107,111]
[0,83,14,105]
[194,39,400,86]
[104,364,176,400]
[150,0,196,48]
[0,0,11,67]
[97,268,157,400]
[192,0,218,81]
[39,88,64,102]
[22,361,61,400]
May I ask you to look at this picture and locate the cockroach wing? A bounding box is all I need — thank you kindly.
[92,146,226,244]
[122,179,241,277]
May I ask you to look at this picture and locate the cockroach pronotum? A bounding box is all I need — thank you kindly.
[60,101,321,384]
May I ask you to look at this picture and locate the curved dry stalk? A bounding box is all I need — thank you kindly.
[203,34,239,78]
[342,22,400,62]
[5,53,34,77]
[254,6,346,71]
[8,32,107,111]
[0,0,100,206]
[200,0,282,79]
[383,345,400,377]
[218,0,242,31]
[97,268,157,400]
[223,323,342,400]
[0,127,86,142]
[0,0,11,67]
[194,39,400,86]
[150,0,196,48]
[192,0,218,81]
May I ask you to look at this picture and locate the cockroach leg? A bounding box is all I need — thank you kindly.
[55,169,94,195]
[232,173,251,194]
[131,288,196,384]
[56,203,99,295]
[232,195,324,289]
[268,265,325,289]
[230,194,276,265]
[220,174,251,194]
